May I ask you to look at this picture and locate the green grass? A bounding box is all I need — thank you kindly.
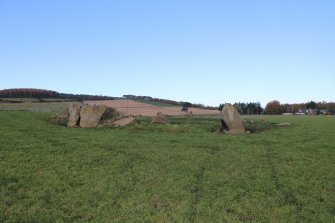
[1,112,335,222]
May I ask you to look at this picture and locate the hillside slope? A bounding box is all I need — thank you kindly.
[85,100,220,116]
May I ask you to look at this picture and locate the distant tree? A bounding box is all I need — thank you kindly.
[233,103,244,114]
[0,88,115,100]
[306,101,317,109]
[281,103,290,113]
[265,100,281,114]
[255,102,264,114]
[218,103,224,111]
[182,102,192,112]
[232,103,241,114]
[0,88,60,98]
[232,102,263,115]
[245,102,263,115]
[329,103,335,114]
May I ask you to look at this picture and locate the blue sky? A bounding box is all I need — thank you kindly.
[0,0,334,106]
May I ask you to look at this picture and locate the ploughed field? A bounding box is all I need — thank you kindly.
[1,112,335,222]
[84,100,220,116]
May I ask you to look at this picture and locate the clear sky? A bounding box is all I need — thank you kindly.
[1,0,334,107]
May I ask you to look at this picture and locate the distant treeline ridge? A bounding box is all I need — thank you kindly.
[0,88,114,101]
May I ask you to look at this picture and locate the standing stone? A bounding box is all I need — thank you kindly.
[98,107,121,126]
[67,103,81,127]
[221,103,245,134]
[57,107,69,119]
[152,112,168,124]
[79,104,109,128]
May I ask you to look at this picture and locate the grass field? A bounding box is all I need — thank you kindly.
[1,112,334,222]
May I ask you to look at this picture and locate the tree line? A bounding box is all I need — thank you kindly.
[218,100,335,115]
[2,89,333,114]
[219,102,263,115]
[265,100,335,115]
[0,88,114,101]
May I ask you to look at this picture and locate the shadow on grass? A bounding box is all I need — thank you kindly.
[243,119,278,133]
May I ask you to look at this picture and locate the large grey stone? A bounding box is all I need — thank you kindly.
[57,107,69,119]
[66,103,122,128]
[98,107,121,126]
[80,104,109,128]
[221,103,245,134]
[276,122,291,127]
[67,103,81,127]
[152,112,168,124]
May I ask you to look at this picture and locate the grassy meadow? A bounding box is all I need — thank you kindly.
[0,111,335,222]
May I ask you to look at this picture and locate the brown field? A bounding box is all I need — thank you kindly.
[84,100,220,116]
